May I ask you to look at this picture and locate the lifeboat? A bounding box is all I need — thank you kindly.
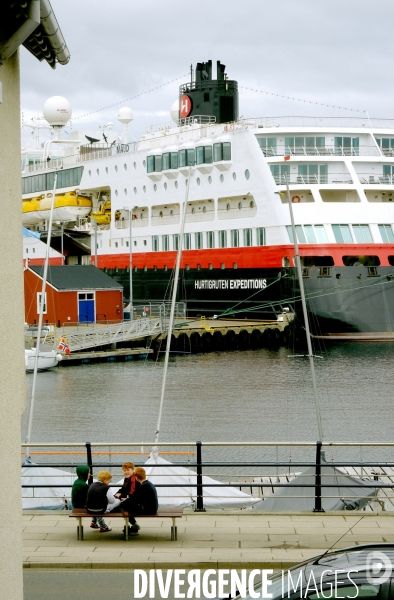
[91,200,112,225]
[22,192,92,225]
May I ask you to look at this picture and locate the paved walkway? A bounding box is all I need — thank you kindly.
[22,510,394,569]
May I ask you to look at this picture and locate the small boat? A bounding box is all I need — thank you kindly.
[22,191,91,226]
[90,200,113,225]
[25,343,62,372]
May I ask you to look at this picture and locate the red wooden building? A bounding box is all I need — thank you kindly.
[24,265,123,326]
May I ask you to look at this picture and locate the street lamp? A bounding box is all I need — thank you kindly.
[123,205,137,319]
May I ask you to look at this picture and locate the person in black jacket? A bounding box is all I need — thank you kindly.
[121,467,158,532]
[86,471,120,532]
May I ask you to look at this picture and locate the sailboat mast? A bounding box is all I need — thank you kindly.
[25,173,58,459]
[284,172,324,441]
[154,167,192,444]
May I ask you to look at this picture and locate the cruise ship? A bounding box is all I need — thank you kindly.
[21,59,394,337]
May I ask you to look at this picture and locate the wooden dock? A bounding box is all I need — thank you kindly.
[59,347,153,366]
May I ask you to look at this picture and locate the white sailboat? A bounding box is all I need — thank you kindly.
[145,167,259,509]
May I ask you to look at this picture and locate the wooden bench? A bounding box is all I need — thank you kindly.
[70,507,183,541]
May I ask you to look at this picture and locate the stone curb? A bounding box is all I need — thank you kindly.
[23,561,296,570]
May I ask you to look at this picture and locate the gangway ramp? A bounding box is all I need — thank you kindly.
[50,303,186,353]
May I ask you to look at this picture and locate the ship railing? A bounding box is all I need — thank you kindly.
[20,441,394,511]
[262,145,381,158]
[243,115,394,129]
[357,173,394,185]
[273,173,354,185]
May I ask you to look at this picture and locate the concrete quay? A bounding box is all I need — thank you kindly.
[22,510,394,570]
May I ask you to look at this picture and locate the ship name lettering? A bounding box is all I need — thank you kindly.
[116,144,129,153]
[195,279,266,290]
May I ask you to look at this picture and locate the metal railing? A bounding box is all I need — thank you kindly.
[20,441,394,512]
[244,115,394,129]
[357,173,394,185]
[262,145,381,157]
[272,173,353,185]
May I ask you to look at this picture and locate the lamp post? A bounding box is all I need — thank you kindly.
[123,206,137,318]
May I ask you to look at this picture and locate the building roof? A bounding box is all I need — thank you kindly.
[29,265,123,291]
[1,0,70,68]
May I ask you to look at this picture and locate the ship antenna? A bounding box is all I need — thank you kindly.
[283,171,324,442]
[190,64,193,87]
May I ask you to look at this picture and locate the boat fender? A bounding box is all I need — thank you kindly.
[292,195,301,203]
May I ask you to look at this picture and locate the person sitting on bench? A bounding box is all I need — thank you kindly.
[121,467,158,533]
[86,471,121,533]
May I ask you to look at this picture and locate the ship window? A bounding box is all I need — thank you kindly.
[143,265,147,271]
[124,188,127,195]
[143,240,147,246]
[154,265,157,271]
[178,149,186,168]
[124,163,127,171]
[231,229,239,248]
[270,164,290,184]
[191,207,195,214]
[205,146,213,163]
[195,232,203,250]
[233,262,238,269]
[245,169,250,180]
[208,175,212,184]
[226,203,230,211]
[304,225,317,243]
[334,137,359,156]
[352,224,373,243]
[170,152,178,169]
[221,263,225,269]
[207,231,215,249]
[197,264,201,270]
[125,241,129,247]
[377,138,394,156]
[298,164,328,184]
[173,233,179,251]
[257,227,266,246]
[244,228,252,247]
[143,185,146,193]
[223,142,231,160]
[175,181,178,189]
[332,224,353,243]
[314,225,329,243]
[196,177,200,186]
[155,155,162,171]
[238,202,242,210]
[209,263,213,270]
[196,146,204,165]
[162,235,169,251]
[88,170,91,176]
[214,143,222,162]
[147,156,155,173]
[185,264,190,270]
[115,165,118,172]
[257,137,277,157]
[134,187,137,194]
[286,225,307,244]
[285,136,326,155]
[152,235,159,252]
[184,232,191,250]
[343,255,380,267]
[219,230,227,248]
[115,190,118,197]
[133,240,137,246]
[22,167,84,195]
[202,206,206,213]
[220,174,224,182]
[105,166,108,174]
[379,224,394,243]
[233,172,236,181]
[164,182,167,190]
[133,162,136,169]
[302,256,334,267]
[162,153,170,170]
[204,92,209,102]
[186,148,195,166]
[154,184,157,192]
[115,242,118,248]
[32,247,35,253]
[26,248,28,253]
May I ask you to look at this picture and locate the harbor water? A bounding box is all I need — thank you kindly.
[22,342,394,470]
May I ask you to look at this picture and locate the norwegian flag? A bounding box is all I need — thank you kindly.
[284,155,291,161]
[58,339,70,355]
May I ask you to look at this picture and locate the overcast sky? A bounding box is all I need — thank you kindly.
[20,0,394,141]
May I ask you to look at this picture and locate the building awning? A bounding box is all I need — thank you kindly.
[0,0,70,68]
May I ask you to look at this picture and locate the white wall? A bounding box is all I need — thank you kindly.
[0,50,25,599]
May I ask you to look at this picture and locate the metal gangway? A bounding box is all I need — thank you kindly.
[42,303,186,353]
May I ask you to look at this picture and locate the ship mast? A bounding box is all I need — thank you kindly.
[283,172,324,442]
